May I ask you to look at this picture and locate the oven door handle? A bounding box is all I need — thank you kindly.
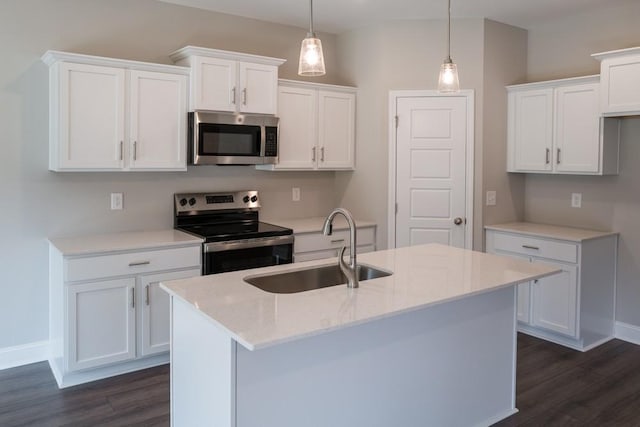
[203,235,294,253]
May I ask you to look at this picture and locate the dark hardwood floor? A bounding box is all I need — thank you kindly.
[0,334,639,426]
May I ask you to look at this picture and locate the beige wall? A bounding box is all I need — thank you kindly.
[524,0,640,326]
[334,19,486,250]
[335,19,528,252]
[0,0,342,350]
[481,20,528,247]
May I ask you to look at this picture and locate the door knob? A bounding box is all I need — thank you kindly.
[453,217,464,225]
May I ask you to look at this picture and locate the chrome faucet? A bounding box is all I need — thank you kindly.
[322,208,359,288]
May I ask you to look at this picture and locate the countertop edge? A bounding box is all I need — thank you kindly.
[48,229,203,256]
[161,245,561,352]
[485,222,618,242]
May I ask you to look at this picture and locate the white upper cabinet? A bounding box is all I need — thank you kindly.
[318,90,356,169]
[42,51,189,172]
[507,75,620,175]
[259,79,356,171]
[170,46,285,115]
[592,47,640,116]
[129,70,188,170]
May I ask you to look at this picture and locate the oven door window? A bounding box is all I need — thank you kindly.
[199,123,261,157]
[204,243,293,275]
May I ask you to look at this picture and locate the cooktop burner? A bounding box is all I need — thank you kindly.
[177,221,292,243]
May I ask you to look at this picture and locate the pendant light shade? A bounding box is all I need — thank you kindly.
[298,0,326,76]
[438,0,459,92]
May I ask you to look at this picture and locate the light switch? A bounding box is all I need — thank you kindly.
[292,187,301,202]
[571,193,582,208]
[486,191,496,206]
[111,193,123,210]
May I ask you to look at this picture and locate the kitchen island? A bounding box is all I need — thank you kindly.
[161,243,559,427]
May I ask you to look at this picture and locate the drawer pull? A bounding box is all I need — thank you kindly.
[331,239,345,244]
[128,260,151,267]
[522,245,540,250]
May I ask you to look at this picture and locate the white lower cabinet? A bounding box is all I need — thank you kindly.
[294,225,376,262]
[531,260,578,337]
[67,278,136,372]
[486,223,617,351]
[49,240,201,388]
[138,269,200,356]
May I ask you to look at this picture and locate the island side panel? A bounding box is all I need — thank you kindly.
[235,287,518,427]
[170,297,236,427]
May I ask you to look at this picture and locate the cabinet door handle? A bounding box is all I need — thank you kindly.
[242,88,247,105]
[557,148,561,164]
[133,141,137,161]
[312,147,316,162]
[320,147,325,162]
[331,239,345,244]
[119,141,124,161]
[145,284,150,306]
[545,148,550,164]
[128,260,151,267]
[522,245,540,250]
[131,287,135,309]
[231,87,236,105]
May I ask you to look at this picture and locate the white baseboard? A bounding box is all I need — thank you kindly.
[0,341,49,370]
[615,321,640,346]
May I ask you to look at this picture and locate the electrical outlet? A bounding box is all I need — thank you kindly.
[111,193,123,210]
[292,187,301,202]
[486,190,497,206]
[571,193,582,208]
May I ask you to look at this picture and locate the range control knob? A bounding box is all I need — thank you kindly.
[179,198,188,207]
[243,195,250,203]
[188,197,196,206]
[251,195,258,203]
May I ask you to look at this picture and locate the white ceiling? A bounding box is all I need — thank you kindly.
[158,0,613,34]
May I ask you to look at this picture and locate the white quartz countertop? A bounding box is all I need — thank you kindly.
[49,229,203,256]
[161,243,559,351]
[263,216,376,234]
[485,222,617,242]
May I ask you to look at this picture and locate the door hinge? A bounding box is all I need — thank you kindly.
[395,115,399,129]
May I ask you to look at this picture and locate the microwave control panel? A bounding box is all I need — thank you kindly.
[264,126,278,157]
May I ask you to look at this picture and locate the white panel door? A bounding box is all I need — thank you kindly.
[193,56,237,112]
[239,62,278,114]
[395,96,468,248]
[129,70,188,170]
[532,260,578,337]
[139,269,200,357]
[554,83,600,173]
[276,85,317,169]
[67,278,135,372]
[58,62,125,169]
[317,90,356,170]
[512,88,553,172]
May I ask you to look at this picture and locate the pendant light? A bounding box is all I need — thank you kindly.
[298,0,326,76]
[438,0,459,92]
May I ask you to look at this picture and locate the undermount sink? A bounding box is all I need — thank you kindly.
[243,263,392,294]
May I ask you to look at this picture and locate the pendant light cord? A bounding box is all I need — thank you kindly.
[447,0,451,61]
[309,0,315,36]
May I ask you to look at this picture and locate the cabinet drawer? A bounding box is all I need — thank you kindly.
[65,245,201,282]
[492,232,577,263]
[295,227,375,254]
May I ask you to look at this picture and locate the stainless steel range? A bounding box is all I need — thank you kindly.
[174,190,294,275]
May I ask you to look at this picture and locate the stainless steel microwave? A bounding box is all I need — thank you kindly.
[188,111,279,165]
